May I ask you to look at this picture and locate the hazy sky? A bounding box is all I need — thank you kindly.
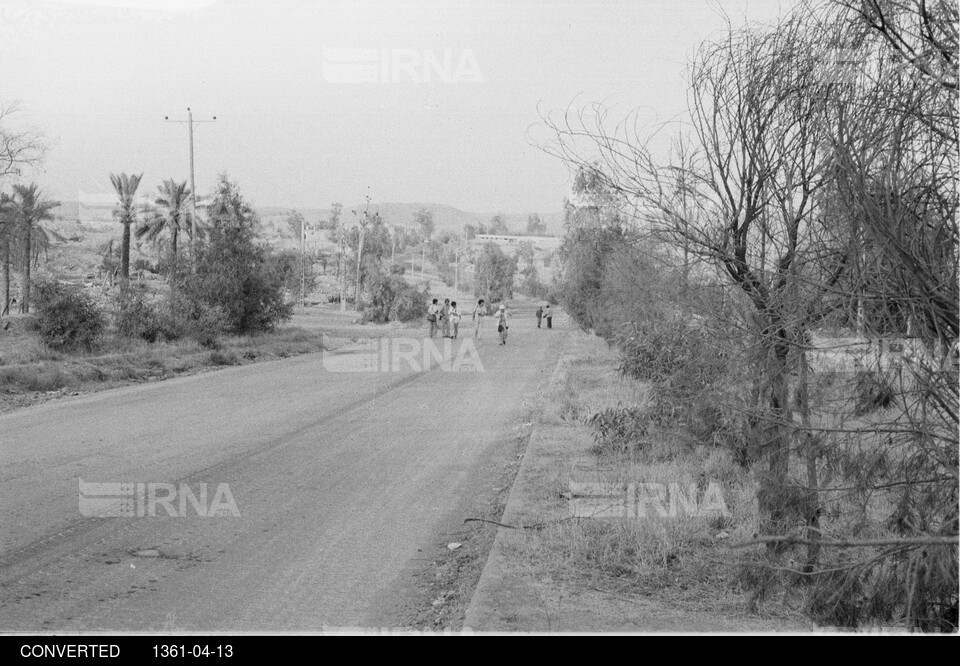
[0,0,792,215]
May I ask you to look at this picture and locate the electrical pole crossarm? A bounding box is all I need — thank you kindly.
[164,108,217,271]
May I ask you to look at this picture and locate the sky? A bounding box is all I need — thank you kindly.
[0,0,793,215]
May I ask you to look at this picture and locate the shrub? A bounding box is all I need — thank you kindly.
[617,316,707,384]
[363,272,428,324]
[391,282,428,323]
[587,403,649,455]
[207,350,240,366]
[33,279,104,352]
[114,291,164,342]
[164,291,229,348]
[132,258,158,274]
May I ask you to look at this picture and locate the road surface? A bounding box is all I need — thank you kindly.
[0,309,564,631]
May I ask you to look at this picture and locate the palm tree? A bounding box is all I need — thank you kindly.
[136,179,191,272]
[110,172,143,285]
[0,191,13,316]
[9,183,59,313]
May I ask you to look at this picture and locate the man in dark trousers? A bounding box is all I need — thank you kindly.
[536,305,544,328]
[441,299,451,338]
[545,305,553,329]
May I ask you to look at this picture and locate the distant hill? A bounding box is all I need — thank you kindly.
[257,203,565,237]
[53,201,567,236]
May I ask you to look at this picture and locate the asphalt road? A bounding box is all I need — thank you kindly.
[0,310,564,631]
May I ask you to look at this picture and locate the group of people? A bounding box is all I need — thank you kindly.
[427,299,553,346]
[426,298,464,339]
[535,305,554,329]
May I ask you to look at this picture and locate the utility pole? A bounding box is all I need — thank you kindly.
[410,231,415,275]
[355,219,365,311]
[165,108,216,271]
[339,233,346,312]
[353,195,372,312]
[391,227,397,268]
[300,214,306,308]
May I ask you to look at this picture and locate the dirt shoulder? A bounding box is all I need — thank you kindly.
[464,331,815,633]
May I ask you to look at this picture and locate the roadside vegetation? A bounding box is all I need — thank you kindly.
[544,0,957,631]
[515,333,803,624]
[0,160,546,409]
[0,173,318,406]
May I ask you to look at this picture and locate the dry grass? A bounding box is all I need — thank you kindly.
[511,331,809,622]
[540,336,649,426]
[0,319,328,403]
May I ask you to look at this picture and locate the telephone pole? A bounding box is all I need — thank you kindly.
[300,214,306,308]
[165,108,217,270]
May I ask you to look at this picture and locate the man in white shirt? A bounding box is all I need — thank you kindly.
[449,301,462,339]
[472,299,486,339]
[496,304,511,345]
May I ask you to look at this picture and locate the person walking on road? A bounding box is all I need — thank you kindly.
[496,304,511,346]
[427,299,440,338]
[536,305,544,329]
[473,299,486,339]
[545,305,553,330]
[449,301,462,339]
[441,299,451,338]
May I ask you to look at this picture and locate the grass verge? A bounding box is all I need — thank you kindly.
[0,323,334,414]
[473,330,811,631]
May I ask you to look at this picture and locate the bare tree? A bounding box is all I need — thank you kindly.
[542,0,958,628]
[546,13,847,546]
[837,0,958,90]
[0,102,45,182]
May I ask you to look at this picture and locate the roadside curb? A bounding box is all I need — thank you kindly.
[462,426,561,632]
[463,339,572,632]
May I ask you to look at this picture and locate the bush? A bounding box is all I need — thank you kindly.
[114,291,164,342]
[391,282,429,323]
[207,350,240,366]
[587,403,649,455]
[617,316,709,385]
[164,291,229,348]
[33,280,104,352]
[132,258,158,274]
[175,222,293,335]
[363,272,428,324]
